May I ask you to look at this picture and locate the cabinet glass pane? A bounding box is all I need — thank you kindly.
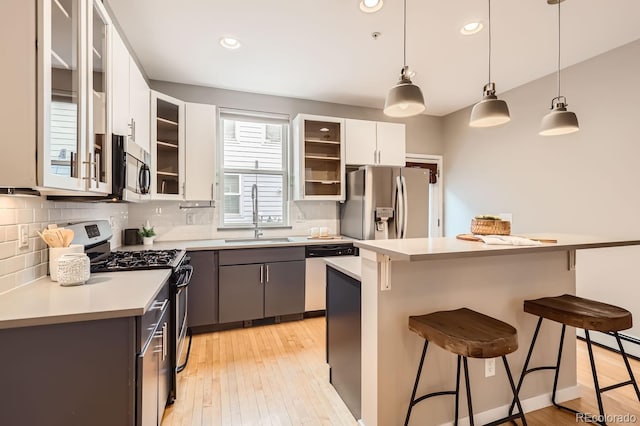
[156,99,180,194]
[91,3,108,185]
[303,120,342,196]
[50,0,80,178]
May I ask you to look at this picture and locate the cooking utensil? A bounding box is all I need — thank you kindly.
[61,229,74,247]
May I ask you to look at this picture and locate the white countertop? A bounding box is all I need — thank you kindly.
[354,234,640,262]
[120,235,354,251]
[0,269,171,330]
[324,256,361,281]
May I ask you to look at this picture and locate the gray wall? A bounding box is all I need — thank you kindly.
[149,80,444,155]
[442,39,640,346]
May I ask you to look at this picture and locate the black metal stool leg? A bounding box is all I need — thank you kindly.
[503,356,528,426]
[551,324,567,407]
[463,357,474,426]
[455,355,461,426]
[405,340,429,426]
[509,317,544,415]
[614,332,640,401]
[585,330,606,422]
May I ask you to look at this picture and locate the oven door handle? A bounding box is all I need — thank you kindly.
[175,265,193,289]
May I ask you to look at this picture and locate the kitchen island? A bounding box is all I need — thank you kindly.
[352,234,640,426]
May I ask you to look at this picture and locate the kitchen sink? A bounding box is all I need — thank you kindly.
[224,237,291,244]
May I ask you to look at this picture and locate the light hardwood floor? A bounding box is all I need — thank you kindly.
[162,318,640,426]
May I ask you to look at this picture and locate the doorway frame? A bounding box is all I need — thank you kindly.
[405,153,443,237]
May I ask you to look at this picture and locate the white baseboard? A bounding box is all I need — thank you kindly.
[435,385,581,426]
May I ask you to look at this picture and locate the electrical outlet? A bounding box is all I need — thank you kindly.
[186,213,195,225]
[109,216,117,229]
[18,225,29,248]
[485,358,496,377]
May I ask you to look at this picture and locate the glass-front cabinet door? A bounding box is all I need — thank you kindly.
[42,0,85,189]
[39,0,111,193]
[86,0,111,192]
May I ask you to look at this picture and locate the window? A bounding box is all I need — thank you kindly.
[219,109,290,227]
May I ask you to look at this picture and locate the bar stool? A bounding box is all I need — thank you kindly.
[405,308,527,426]
[509,294,640,425]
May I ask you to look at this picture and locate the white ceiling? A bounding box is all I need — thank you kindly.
[107,0,640,116]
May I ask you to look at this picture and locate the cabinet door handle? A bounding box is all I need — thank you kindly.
[260,264,264,284]
[373,150,377,164]
[150,299,168,312]
[128,118,135,141]
[266,264,270,283]
[211,183,214,200]
[377,150,381,164]
[162,322,167,361]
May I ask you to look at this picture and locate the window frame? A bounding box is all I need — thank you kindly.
[218,109,291,229]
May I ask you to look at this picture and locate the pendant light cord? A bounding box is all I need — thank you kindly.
[403,0,407,67]
[488,0,492,84]
[556,0,561,98]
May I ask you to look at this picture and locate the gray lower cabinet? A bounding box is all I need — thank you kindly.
[218,247,306,324]
[264,260,305,317]
[187,251,219,327]
[219,263,264,323]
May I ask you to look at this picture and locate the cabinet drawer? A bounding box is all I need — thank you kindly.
[219,247,305,265]
[140,281,170,348]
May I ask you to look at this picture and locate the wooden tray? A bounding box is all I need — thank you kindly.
[307,235,342,240]
[456,234,557,243]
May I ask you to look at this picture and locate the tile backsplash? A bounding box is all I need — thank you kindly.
[0,196,127,294]
[128,200,339,241]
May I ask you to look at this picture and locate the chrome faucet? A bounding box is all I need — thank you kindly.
[251,184,263,239]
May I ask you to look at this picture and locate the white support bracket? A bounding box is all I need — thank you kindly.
[567,250,576,271]
[378,253,392,291]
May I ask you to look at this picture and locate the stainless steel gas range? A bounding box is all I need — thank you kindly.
[66,220,192,403]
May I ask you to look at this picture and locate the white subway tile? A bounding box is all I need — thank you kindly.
[0,274,17,294]
[16,209,34,224]
[5,225,18,241]
[0,209,16,226]
[0,242,16,259]
[0,256,25,275]
[0,197,27,209]
[25,251,40,267]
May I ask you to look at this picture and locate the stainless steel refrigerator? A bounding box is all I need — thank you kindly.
[340,165,430,240]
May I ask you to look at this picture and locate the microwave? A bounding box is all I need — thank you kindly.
[112,135,150,202]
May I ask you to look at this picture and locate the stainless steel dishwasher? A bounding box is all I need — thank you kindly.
[305,244,357,312]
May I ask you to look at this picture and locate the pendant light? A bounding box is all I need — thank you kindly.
[469,0,510,127]
[383,0,425,117]
[539,0,579,136]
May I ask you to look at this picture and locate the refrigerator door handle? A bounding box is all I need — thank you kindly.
[395,176,403,239]
[401,175,409,239]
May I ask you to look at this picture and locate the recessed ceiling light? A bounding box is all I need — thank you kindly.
[220,37,241,50]
[360,0,383,13]
[460,21,484,35]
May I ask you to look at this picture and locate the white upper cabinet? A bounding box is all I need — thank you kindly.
[0,0,112,193]
[111,28,150,154]
[376,121,406,166]
[345,119,406,167]
[129,60,150,153]
[151,91,185,200]
[184,103,216,201]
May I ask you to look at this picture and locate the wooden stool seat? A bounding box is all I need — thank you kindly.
[409,308,518,359]
[524,294,632,332]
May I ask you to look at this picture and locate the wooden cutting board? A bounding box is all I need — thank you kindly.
[456,234,557,243]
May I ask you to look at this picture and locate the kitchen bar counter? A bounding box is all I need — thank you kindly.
[354,233,640,262]
[0,269,171,330]
[356,234,640,426]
